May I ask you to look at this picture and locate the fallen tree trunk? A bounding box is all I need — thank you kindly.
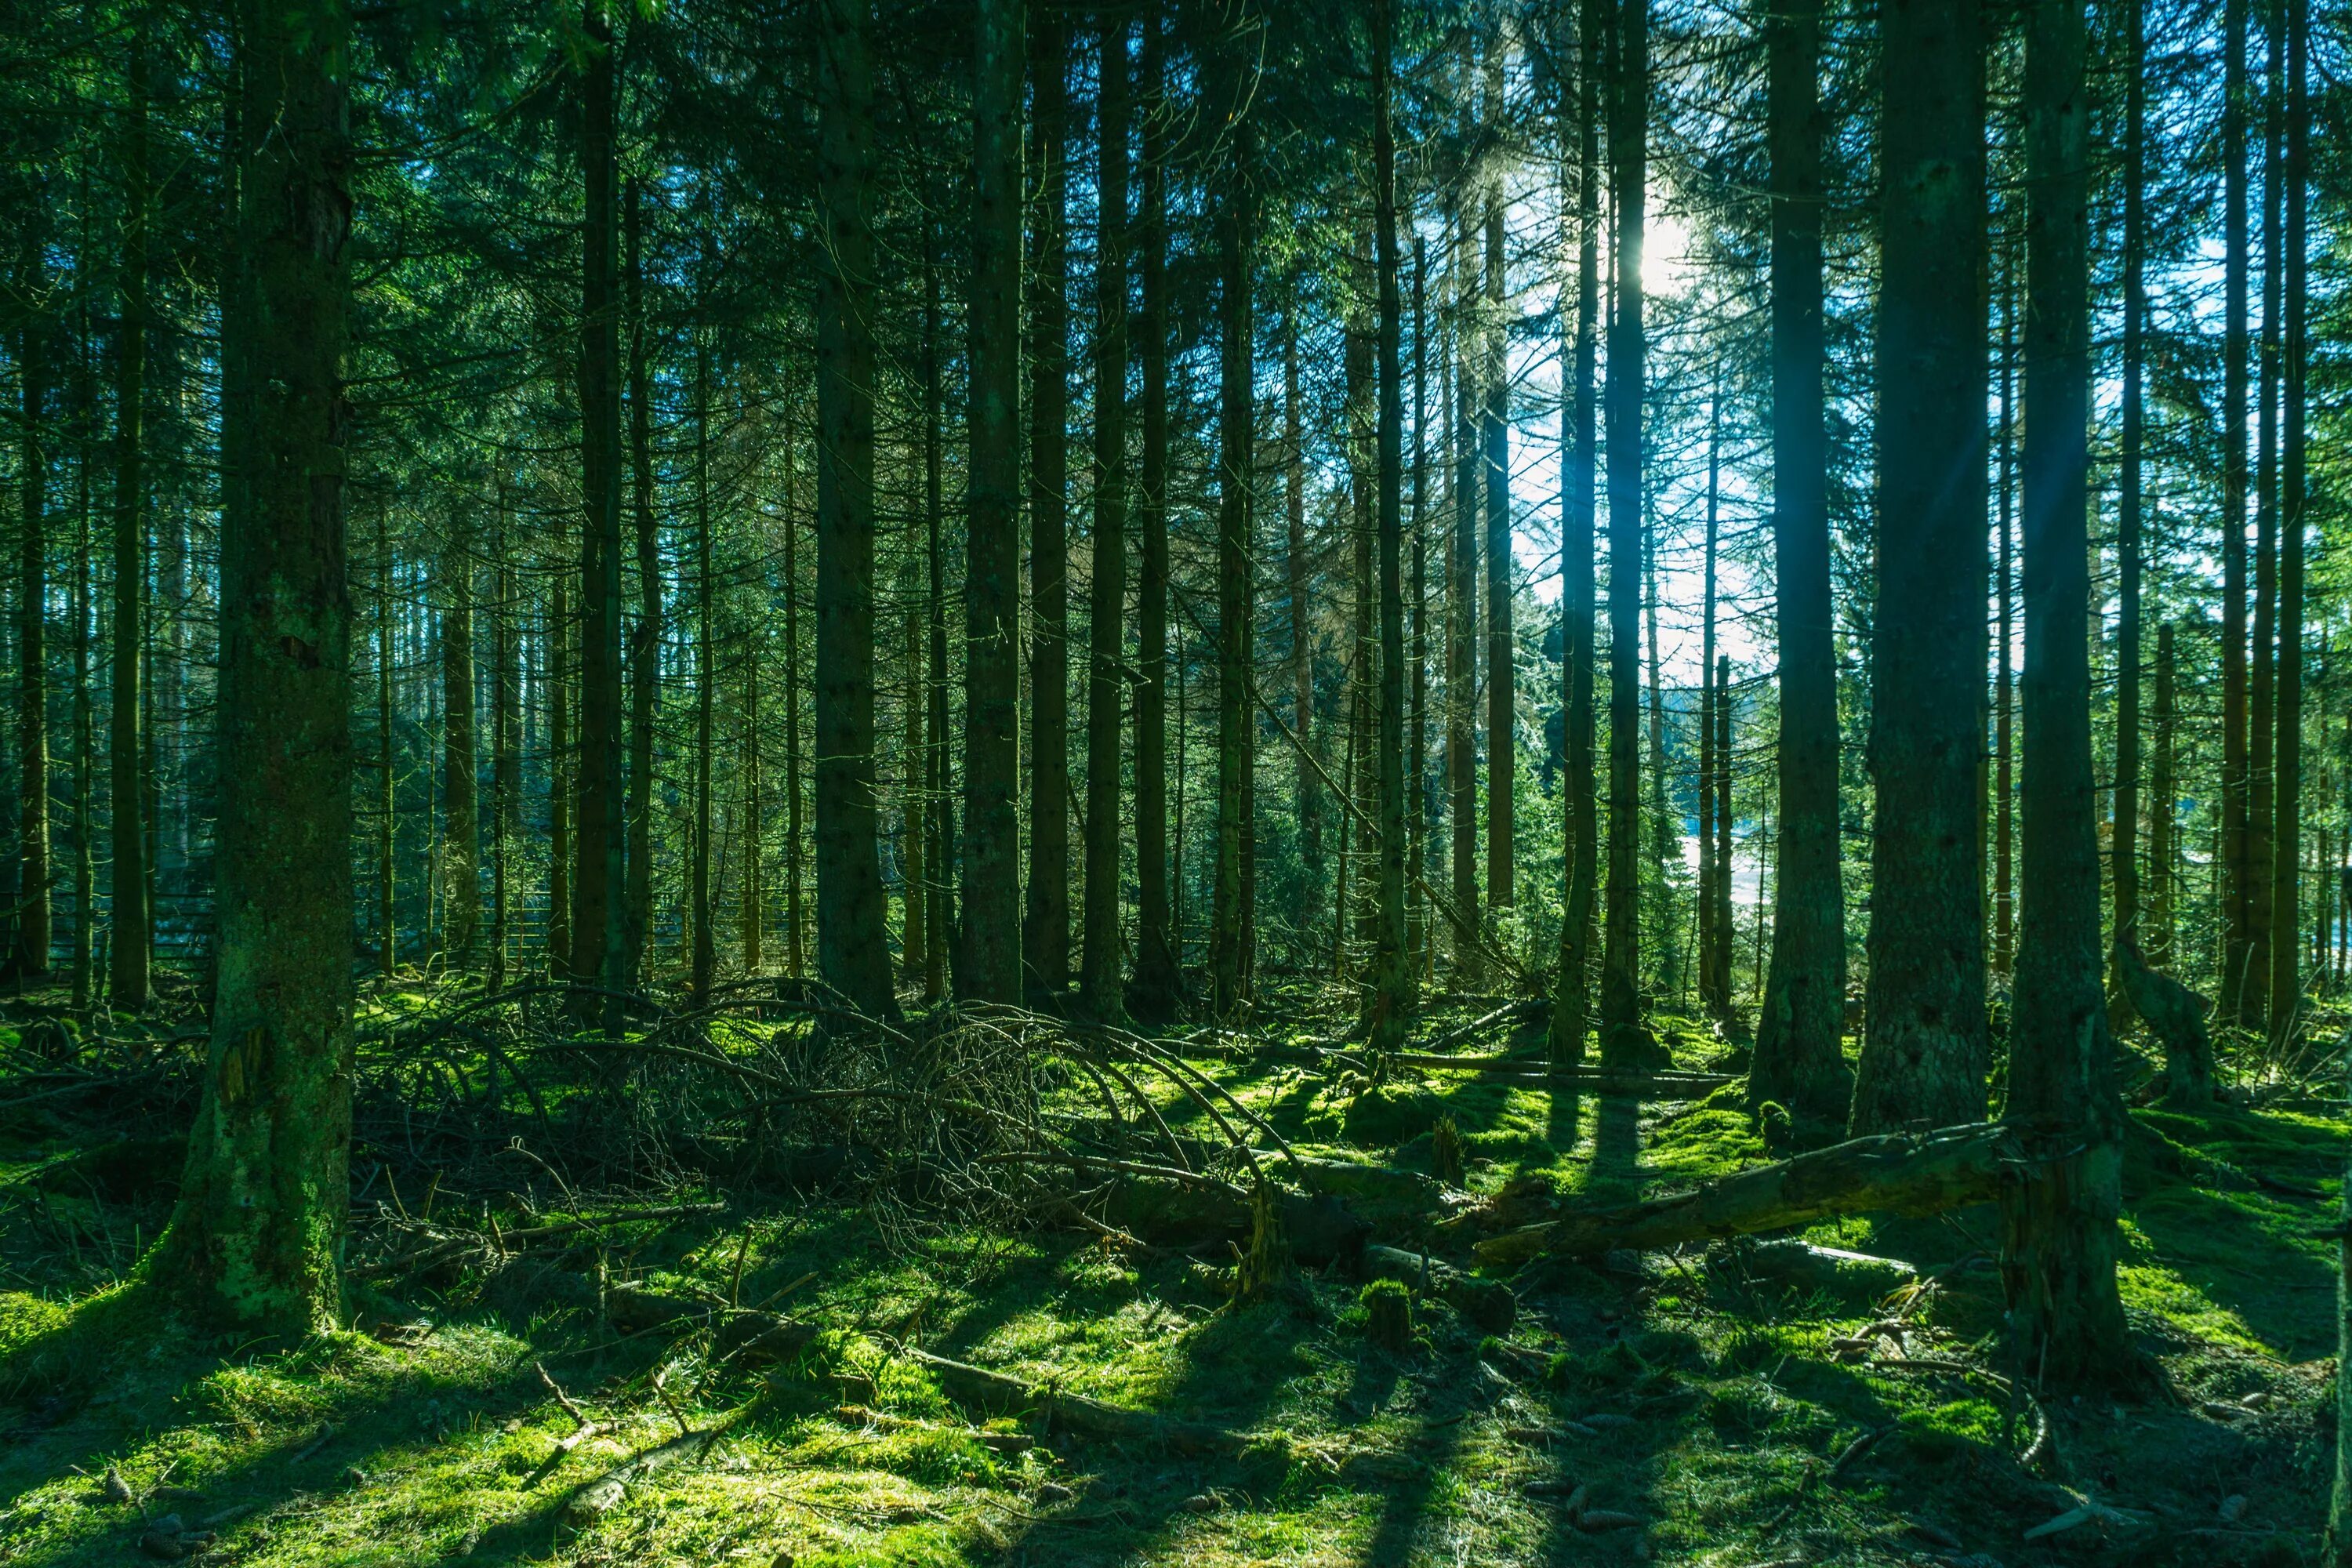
[1391,1052,1734,1088]
[1362,1243,1515,1333]
[603,1284,816,1366]
[565,1423,728,1524]
[1475,1123,2020,1266]
[906,1347,1254,1456]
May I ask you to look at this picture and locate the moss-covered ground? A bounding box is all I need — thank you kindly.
[0,982,2338,1566]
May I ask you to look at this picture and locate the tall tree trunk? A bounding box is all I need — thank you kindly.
[111,35,151,1011]
[2151,622,2176,967]
[1994,239,2017,980]
[548,578,572,977]
[1080,13,1130,1018]
[1025,7,1073,998]
[1208,12,1256,1019]
[1715,652,1733,1007]
[573,0,625,1004]
[492,509,519,991]
[1286,310,1318,886]
[1643,508,1674,995]
[1481,38,1514,920]
[2220,0,2252,1025]
[1850,0,1988,1134]
[72,398,94,1017]
[1447,208,1480,979]
[901,601,924,984]
[1698,387,1722,1018]
[784,434,807,978]
[1750,0,1835,1128]
[1131,7,1178,1014]
[691,311,716,1004]
[743,637,764,974]
[964,0,1025,1004]
[11,206,51,983]
[1409,232,1430,977]
[1369,0,1412,1047]
[439,532,478,964]
[1599,0,1653,1065]
[2111,0,2144,1022]
[916,219,946,998]
[165,0,353,1330]
[2002,0,2133,1384]
[812,0,896,1020]
[1551,0,1602,1066]
[2270,0,2307,1040]
[2248,0,2283,1030]
[624,176,659,990]
[377,509,397,975]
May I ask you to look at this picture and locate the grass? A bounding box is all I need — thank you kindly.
[0,982,2339,1566]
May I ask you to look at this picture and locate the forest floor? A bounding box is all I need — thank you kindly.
[0,976,2338,1567]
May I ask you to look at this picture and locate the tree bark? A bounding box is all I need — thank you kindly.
[923,223,952,1004]
[1208,14,1256,1019]
[2111,0,2144,1022]
[691,307,716,1004]
[1698,389,1722,1018]
[1994,238,2016,980]
[548,577,572,978]
[2151,622,2176,967]
[1481,33,1514,919]
[1286,311,1318,888]
[1025,7,1072,999]
[783,422,807,977]
[1850,0,1988,1134]
[1409,233,1431,978]
[1131,8,1177,1016]
[438,530,478,964]
[2220,0,2251,1026]
[572,0,625,1005]
[492,506,519,990]
[963,0,1025,1004]
[811,0,896,1021]
[623,176,659,991]
[2002,0,2133,1385]
[111,34,151,1011]
[164,0,353,1330]
[10,205,51,983]
[1448,206,1479,982]
[1599,0,1651,1065]
[1080,13,1130,1020]
[2269,0,2307,1040]
[1368,0,1412,1050]
[1550,0,1602,1068]
[1751,0,1848,1128]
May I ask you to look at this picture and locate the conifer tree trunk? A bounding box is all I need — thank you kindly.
[1131,9,1178,1015]
[812,0,896,1020]
[1080,13,1130,1018]
[1550,0,1602,1066]
[1994,244,2017,980]
[2151,622,2176,966]
[2270,0,2307,1038]
[1698,389,1721,1018]
[2001,0,2132,1385]
[1026,8,1072,998]
[2220,0,2251,1025]
[111,35,151,1012]
[691,318,716,1003]
[784,445,807,978]
[1286,317,1317,887]
[1208,16,1256,1019]
[1368,0,1412,1048]
[1849,0,1989,1134]
[573,0,625,1003]
[378,510,397,975]
[902,602,924,984]
[1751,0,1846,1123]
[1715,651,1733,1004]
[2111,0,2145,1015]
[439,532,478,964]
[624,176,659,990]
[743,644,764,975]
[492,524,519,991]
[2248,0,2283,1029]
[548,578,572,976]
[165,0,353,1330]
[1409,232,1430,975]
[1599,0,1651,1064]
[1481,40,1513,918]
[11,211,50,983]
[964,0,1025,1004]
[1447,210,1480,979]
[72,428,94,1016]
[923,223,951,1003]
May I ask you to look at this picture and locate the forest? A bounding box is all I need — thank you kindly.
[0,0,2346,1561]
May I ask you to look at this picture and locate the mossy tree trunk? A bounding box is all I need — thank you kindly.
[164,0,354,1332]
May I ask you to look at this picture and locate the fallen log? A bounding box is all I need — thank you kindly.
[603,1284,816,1366]
[1388,1055,1738,1094]
[1475,1123,2020,1266]
[906,1347,1254,1456]
[565,1424,726,1524]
